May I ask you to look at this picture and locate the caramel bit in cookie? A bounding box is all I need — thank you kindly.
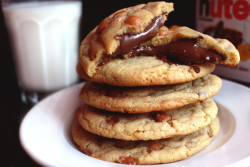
[116,155,138,165]
[169,25,180,30]
[113,10,128,18]
[115,140,138,149]
[106,115,119,125]
[97,19,110,33]
[158,28,169,36]
[125,15,142,26]
[97,10,128,34]
[154,112,172,122]
[91,153,102,160]
[147,141,164,153]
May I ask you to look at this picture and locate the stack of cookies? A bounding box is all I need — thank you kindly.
[72,1,240,165]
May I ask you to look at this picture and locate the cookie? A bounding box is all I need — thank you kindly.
[80,74,221,113]
[78,0,239,86]
[77,24,239,86]
[77,56,215,86]
[139,25,240,67]
[77,99,218,141]
[78,24,239,86]
[79,1,174,77]
[72,117,220,165]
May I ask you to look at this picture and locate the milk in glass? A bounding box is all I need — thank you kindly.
[3,1,82,103]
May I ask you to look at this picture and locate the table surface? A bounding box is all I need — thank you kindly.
[2,0,247,166]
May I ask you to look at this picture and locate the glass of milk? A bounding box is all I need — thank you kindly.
[2,0,82,104]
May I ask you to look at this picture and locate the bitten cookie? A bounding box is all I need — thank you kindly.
[77,99,218,141]
[80,74,222,113]
[79,1,174,77]
[78,25,239,86]
[72,117,220,165]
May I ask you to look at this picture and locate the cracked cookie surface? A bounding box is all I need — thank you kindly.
[72,117,219,165]
[76,99,218,141]
[80,74,221,113]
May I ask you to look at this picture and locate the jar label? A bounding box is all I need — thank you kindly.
[196,0,250,82]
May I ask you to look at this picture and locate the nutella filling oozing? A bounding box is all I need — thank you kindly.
[132,39,225,66]
[98,14,225,73]
[98,14,165,66]
[114,14,165,55]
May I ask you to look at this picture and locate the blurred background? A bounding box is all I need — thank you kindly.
[1,0,196,166]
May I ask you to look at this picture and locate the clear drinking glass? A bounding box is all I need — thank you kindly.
[2,0,82,104]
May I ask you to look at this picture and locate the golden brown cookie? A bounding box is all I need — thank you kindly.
[72,117,220,165]
[77,56,215,86]
[78,0,239,86]
[79,1,174,77]
[77,99,218,141]
[77,25,239,86]
[80,74,221,113]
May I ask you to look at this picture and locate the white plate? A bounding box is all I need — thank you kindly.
[19,79,250,167]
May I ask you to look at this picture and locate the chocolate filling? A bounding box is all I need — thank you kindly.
[114,14,165,55]
[132,39,224,65]
[96,14,224,73]
[99,38,224,73]
[98,14,164,66]
[130,39,224,73]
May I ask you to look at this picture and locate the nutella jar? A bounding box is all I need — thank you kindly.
[196,0,250,83]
